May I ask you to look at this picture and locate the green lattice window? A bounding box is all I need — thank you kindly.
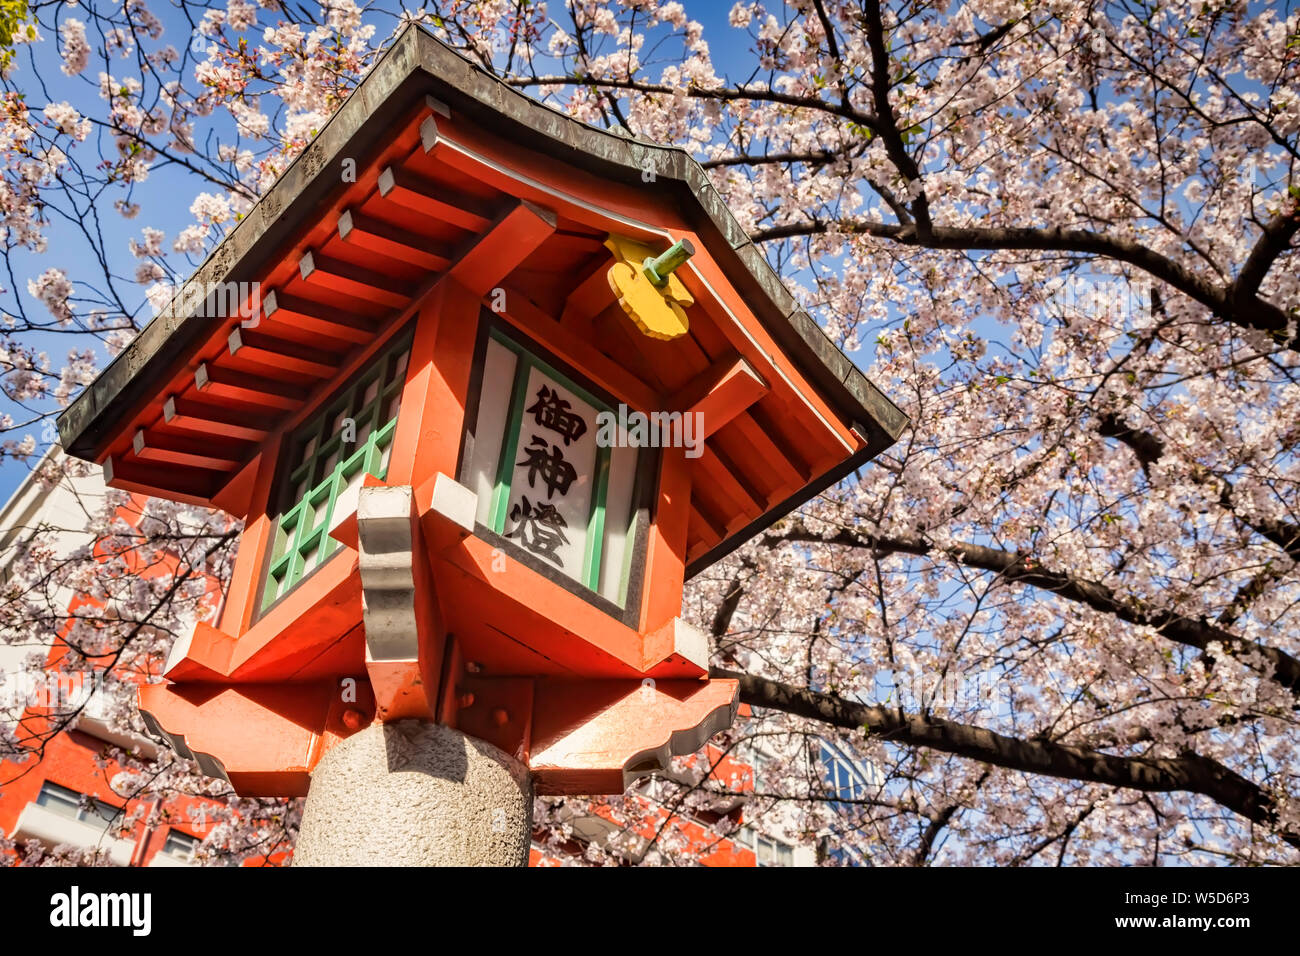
[260,333,412,613]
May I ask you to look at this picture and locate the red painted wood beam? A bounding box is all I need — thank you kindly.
[376,165,496,232]
[688,501,726,551]
[132,428,246,472]
[103,454,216,507]
[417,97,450,158]
[228,327,341,379]
[447,201,557,297]
[195,361,307,410]
[262,289,376,345]
[694,448,763,529]
[671,355,769,438]
[726,413,807,500]
[163,395,269,442]
[338,209,452,271]
[559,258,617,332]
[298,251,414,309]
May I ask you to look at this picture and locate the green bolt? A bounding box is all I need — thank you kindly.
[642,238,696,287]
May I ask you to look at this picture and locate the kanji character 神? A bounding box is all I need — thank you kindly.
[516,435,578,499]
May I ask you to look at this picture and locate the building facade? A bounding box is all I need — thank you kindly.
[0,451,222,866]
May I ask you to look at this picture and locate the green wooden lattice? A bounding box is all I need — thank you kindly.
[260,336,411,613]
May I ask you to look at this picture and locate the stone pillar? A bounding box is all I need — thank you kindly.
[293,720,533,867]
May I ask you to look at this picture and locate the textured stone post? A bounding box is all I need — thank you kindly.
[293,720,533,866]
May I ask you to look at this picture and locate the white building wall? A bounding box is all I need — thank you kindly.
[0,447,113,727]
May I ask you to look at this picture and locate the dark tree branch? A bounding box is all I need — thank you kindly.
[762,525,1300,694]
[752,218,1296,348]
[713,668,1300,849]
[702,149,838,169]
[1233,206,1300,304]
[912,768,989,864]
[1097,411,1300,562]
[861,0,932,236]
[506,74,879,127]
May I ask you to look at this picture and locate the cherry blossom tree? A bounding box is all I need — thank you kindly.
[2,0,1299,865]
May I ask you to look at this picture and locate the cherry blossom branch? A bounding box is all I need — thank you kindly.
[1234,207,1300,306]
[701,149,838,169]
[860,0,932,238]
[912,768,989,864]
[1097,411,1300,562]
[504,74,880,128]
[762,525,1300,694]
[753,218,1295,348]
[712,667,1300,849]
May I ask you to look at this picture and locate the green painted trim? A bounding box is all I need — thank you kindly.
[616,496,636,607]
[489,356,532,533]
[583,444,610,591]
[260,333,412,611]
[490,326,608,415]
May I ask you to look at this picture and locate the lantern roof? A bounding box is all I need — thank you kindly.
[57,23,906,577]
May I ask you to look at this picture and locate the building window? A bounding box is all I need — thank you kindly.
[461,324,644,610]
[738,741,773,786]
[161,829,200,861]
[819,741,873,809]
[736,825,794,866]
[261,332,412,612]
[35,781,118,826]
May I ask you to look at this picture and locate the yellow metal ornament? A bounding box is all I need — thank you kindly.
[605,234,696,341]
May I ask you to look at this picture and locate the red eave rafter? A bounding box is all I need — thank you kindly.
[102,98,518,510]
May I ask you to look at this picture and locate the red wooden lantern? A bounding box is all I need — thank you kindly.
[57,25,906,797]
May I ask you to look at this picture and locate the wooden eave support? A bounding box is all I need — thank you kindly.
[338,209,453,271]
[670,355,769,439]
[163,395,269,442]
[560,259,618,331]
[228,327,341,379]
[262,289,376,345]
[416,96,451,155]
[728,413,807,499]
[196,361,307,410]
[298,250,415,309]
[447,200,557,297]
[103,454,216,506]
[376,165,496,233]
[689,502,726,551]
[132,428,246,472]
[695,448,763,528]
